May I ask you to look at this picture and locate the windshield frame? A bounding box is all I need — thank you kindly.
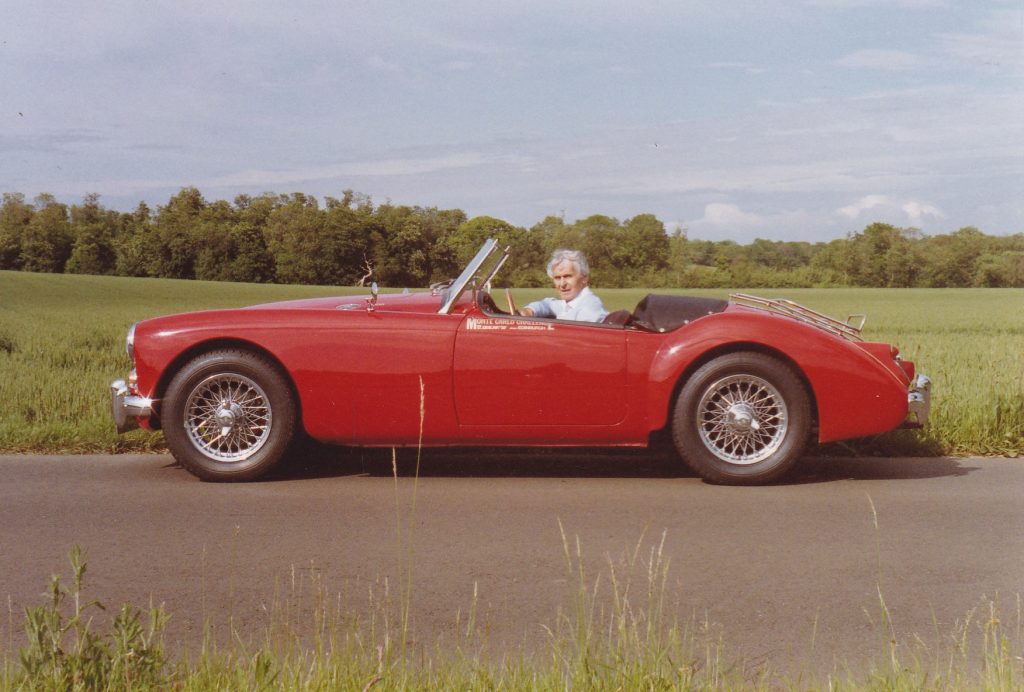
[438,238,500,314]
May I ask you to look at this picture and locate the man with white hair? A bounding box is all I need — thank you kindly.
[518,249,608,322]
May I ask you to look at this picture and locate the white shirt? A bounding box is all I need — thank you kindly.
[525,286,608,323]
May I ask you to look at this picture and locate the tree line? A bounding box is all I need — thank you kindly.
[1,188,1022,288]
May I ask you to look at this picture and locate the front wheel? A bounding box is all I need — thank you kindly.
[163,349,296,482]
[672,352,811,485]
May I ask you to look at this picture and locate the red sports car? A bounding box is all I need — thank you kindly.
[111,239,931,485]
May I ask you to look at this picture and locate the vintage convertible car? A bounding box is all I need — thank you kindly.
[111,239,930,485]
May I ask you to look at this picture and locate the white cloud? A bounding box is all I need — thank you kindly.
[836,194,889,219]
[836,195,946,225]
[935,8,1024,69]
[200,153,534,188]
[698,203,766,228]
[835,49,928,70]
[803,0,947,7]
[683,204,819,242]
[707,61,769,75]
[901,200,947,225]
[366,54,402,72]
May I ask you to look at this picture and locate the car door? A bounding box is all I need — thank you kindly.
[452,314,628,433]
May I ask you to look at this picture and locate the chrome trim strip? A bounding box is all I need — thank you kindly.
[126,323,137,360]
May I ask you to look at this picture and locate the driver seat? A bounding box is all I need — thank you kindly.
[602,309,633,327]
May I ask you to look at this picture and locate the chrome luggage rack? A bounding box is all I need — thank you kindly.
[730,293,866,342]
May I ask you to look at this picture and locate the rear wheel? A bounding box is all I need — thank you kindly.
[163,350,296,482]
[672,352,810,485]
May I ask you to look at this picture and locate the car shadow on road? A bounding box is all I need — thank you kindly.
[788,455,976,484]
[271,441,975,483]
[274,443,687,480]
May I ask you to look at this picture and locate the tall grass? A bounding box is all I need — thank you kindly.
[4,539,1020,690]
[1,270,1021,455]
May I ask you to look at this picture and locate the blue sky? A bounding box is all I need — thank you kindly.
[3,0,1022,242]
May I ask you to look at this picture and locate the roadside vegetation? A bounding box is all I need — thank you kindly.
[0,270,1021,456]
[2,539,1020,690]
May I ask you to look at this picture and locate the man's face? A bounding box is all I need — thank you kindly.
[551,260,588,302]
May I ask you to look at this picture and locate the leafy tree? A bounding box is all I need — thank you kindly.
[66,194,117,275]
[228,223,276,283]
[810,238,854,285]
[542,215,583,253]
[415,207,467,282]
[377,207,430,286]
[529,215,568,252]
[444,215,517,266]
[264,193,328,285]
[193,200,239,281]
[923,227,986,287]
[688,239,718,267]
[621,214,669,269]
[0,192,33,269]
[114,203,153,277]
[20,194,73,273]
[571,215,620,283]
[150,188,207,278]
[442,216,544,287]
[748,238,812,271]
[3,186,1022,289]
[365,204,437,287]
[847,223,900,286]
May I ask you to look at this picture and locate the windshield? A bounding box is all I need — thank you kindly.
[438,239,504,314]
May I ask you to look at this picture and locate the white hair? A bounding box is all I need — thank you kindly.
[546,249,590,278]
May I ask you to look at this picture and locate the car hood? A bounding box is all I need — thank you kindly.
[244,291,443,313]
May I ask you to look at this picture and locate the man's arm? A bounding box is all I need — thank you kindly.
[521,298,555,318]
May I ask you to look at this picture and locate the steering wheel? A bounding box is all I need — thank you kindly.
[505,288,517,316]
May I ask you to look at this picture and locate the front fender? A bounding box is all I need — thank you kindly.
[644,310,910,444]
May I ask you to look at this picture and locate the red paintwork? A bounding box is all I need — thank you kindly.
[128,289,913,448]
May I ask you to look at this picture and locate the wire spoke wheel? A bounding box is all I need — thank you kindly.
[697,374,787,465]
[184,373,273,462]
[673,352,810,485]
[164,350,296,481]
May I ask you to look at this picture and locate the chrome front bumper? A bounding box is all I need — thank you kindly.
[902,373,932,428]
[110,379,153,434]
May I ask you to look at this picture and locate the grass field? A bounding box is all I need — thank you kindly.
[1,270,1021,455]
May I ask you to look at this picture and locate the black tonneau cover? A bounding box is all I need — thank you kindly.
[631,295,729,333]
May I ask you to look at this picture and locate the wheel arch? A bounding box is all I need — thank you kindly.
[659,341,820,435]
[149,338,301,431]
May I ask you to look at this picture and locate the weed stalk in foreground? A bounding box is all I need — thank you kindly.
[16,545,169,690]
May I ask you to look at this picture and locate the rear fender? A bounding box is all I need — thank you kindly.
[645,311,909,443]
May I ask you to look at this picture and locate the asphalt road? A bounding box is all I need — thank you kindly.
[1,450,1021,675]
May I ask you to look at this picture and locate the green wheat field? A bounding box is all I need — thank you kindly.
[0,270,1021,456]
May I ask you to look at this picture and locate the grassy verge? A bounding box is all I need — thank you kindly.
[2,541,1020,690]
[1,271,1021,455]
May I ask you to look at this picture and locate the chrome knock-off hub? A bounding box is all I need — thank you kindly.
[697,374,788,465]
[184,373,273,462]
[725,403,760,433]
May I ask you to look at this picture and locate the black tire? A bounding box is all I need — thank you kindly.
[672,352,810,485]
[163,349,296,482]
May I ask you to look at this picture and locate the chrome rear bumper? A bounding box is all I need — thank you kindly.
[902,374,932,428]
[110,379,153,434]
